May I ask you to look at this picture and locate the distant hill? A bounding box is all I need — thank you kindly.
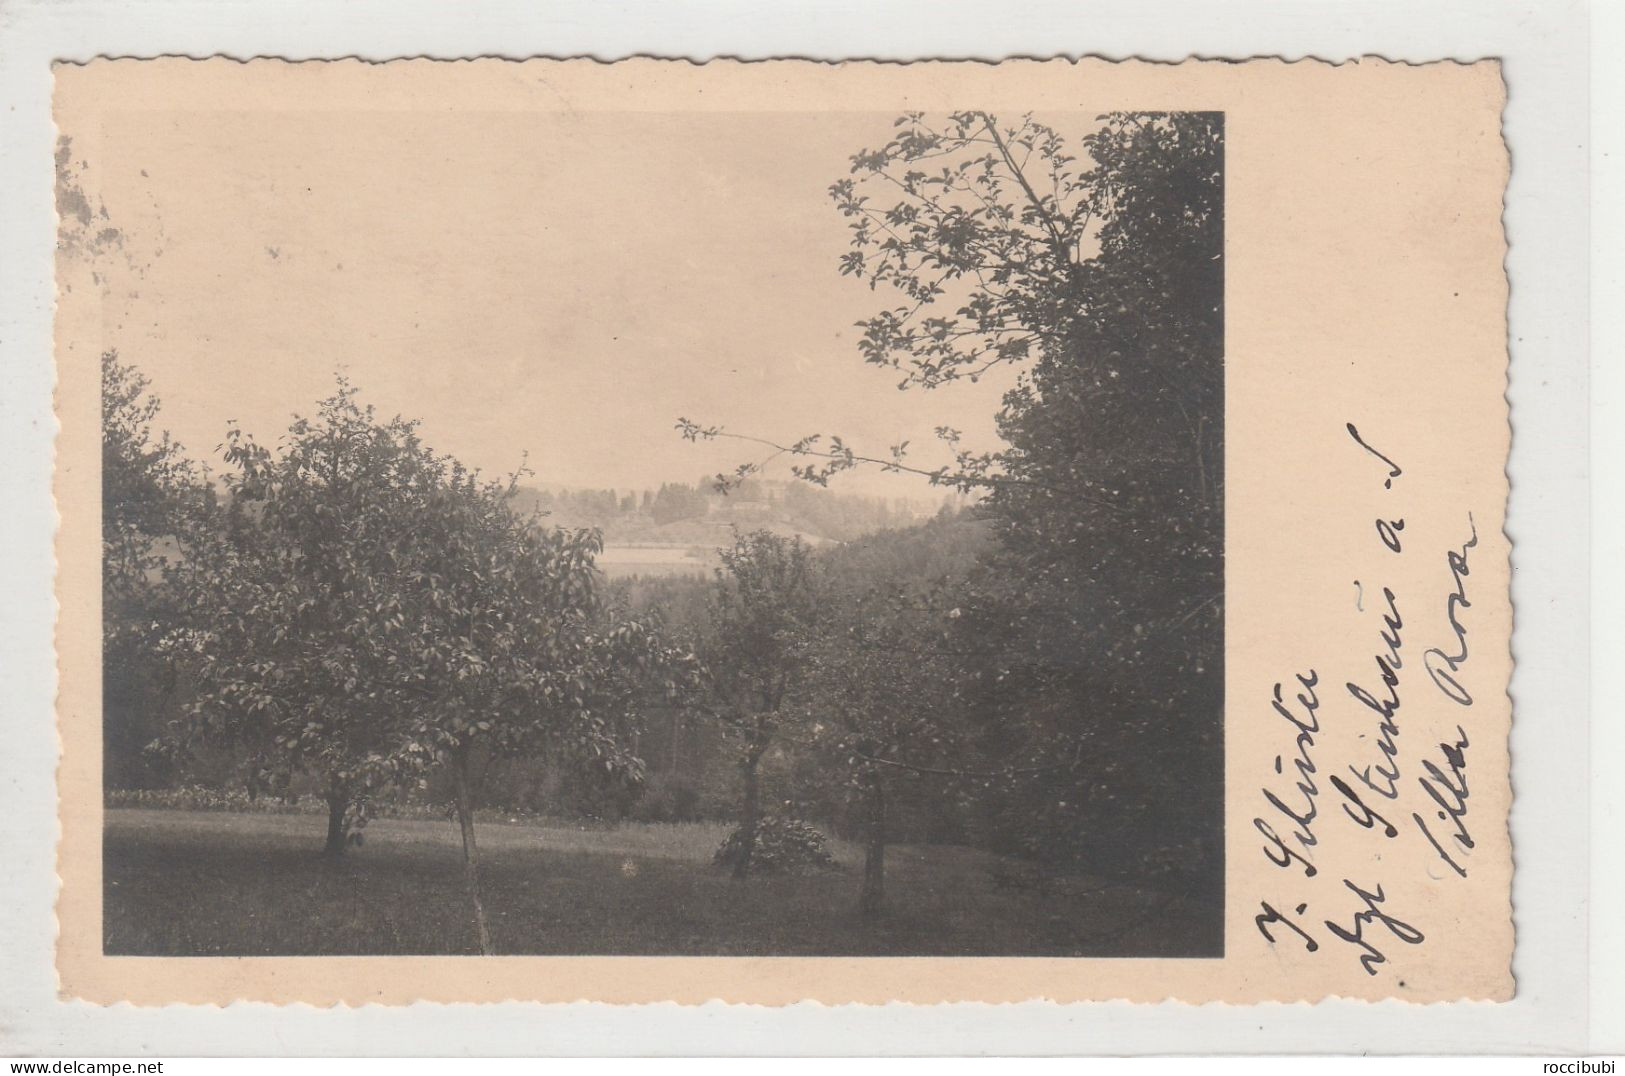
[200,476,970,581]
[509,478,962,548]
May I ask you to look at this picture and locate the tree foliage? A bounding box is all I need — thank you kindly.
[165,381,437,850]
[166,377,679,948]
[837,110,1225,891]
[102,351,210,788]
[101,107,1227,950]
[697,530,823,877]
[679,112,1225,896]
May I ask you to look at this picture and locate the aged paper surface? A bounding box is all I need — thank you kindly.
[54,57,1511,1005]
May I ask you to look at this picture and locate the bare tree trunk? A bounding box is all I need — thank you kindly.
[321,784,349,858]
[732,743,765,880]
[452,754,494,955]
[669,710,682,774]
[859,773,887,916]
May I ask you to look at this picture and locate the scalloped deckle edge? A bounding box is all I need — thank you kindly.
[52,55,1512,1007]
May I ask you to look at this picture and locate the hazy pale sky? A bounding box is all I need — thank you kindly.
[85,109,1029,496]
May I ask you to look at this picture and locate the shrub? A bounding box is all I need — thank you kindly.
[106,784,297,813]
[629,774,703,823]
[712,816,838,874]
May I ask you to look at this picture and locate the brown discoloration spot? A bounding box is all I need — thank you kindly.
[54,136,94,229]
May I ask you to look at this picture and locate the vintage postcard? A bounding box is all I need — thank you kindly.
[53,57,1511,1005]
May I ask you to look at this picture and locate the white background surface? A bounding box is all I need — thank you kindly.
[0,0,1612,1056]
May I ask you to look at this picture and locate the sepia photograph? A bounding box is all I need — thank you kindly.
[80,99,1225,958]
[49,57,1517,1009]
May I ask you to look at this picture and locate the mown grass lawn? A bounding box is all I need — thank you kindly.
[103,808,1219,957]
